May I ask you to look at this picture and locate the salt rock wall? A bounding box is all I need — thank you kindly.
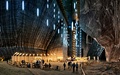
[81,0,120,62]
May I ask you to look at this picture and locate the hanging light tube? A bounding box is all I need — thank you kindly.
[37,8,39,17]
[71,21,74,31]
[22,1,24,10]
[58,29,60,34]
[47,19,49,26]
[6,1,8,10]
[53,24,55,30]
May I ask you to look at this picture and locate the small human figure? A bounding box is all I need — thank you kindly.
[68,61,72,70]
[48,63,51,69]
[42,60,44,64]
[72,63,75,73]
[68,61,70,69]
[55,66,59,70]
[75,62,78,72]
[63,62,66,70]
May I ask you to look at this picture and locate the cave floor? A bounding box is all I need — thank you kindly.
[0,61,120,75]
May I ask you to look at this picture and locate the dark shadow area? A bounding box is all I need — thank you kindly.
[99,50,106,61]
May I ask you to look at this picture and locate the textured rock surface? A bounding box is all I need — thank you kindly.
[80,0,120,62]
[83,61,120,75]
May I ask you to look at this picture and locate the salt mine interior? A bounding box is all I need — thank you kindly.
[0,0,120,75]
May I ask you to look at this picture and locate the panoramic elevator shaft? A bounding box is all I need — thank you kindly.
[67,0,82,57]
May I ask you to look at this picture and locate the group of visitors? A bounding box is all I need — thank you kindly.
[63,61,79,73]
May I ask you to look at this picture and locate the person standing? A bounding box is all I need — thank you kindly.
[72,63,75,73]
[63,62,66,70]
[68,61,70,69]
[48,63,51,69]
[75,62,78,72]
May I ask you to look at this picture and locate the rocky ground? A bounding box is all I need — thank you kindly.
[0,61,32,75]
[83,61,120,75]
[0,61,120,75]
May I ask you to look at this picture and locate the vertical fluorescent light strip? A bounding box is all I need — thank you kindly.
[54,14,55,18]
[37,8,39,17]
[22,1,24,11]
[58,29,60,34]
[47,0,49,8]
[58,11,60,19]
[6,1,8,10]
[74,2,76,9]
[54,3,55,7]
[47,19,49,26]
[47,4,49,8]
[75,9,77,12]
[54,9,55,12]
[71,21,73,31]
[53,24,55,30]
[75,34,76,39]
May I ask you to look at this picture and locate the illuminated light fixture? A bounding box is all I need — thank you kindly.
[75,9,77,12]
[6,1,8,10]
[53,24,55,30]
[64,24,65,26]
[46,19,49,26]
[58,29,60,34]
[58,11,60,19]
[47,4,49,8]
[53,9,55,12]
[22,54,24,56]
[74,2,76,9]
[19,53,21,55]
[47,0,49,8]
[17,52,19,55]
[75,13,78,16]
[37,8,39,17]
[54,3,55,7]
[22,1,24,11]
[58,15,60,19]
[71,21,74,31]
[53,14,55,18]
[75,34,76,39]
